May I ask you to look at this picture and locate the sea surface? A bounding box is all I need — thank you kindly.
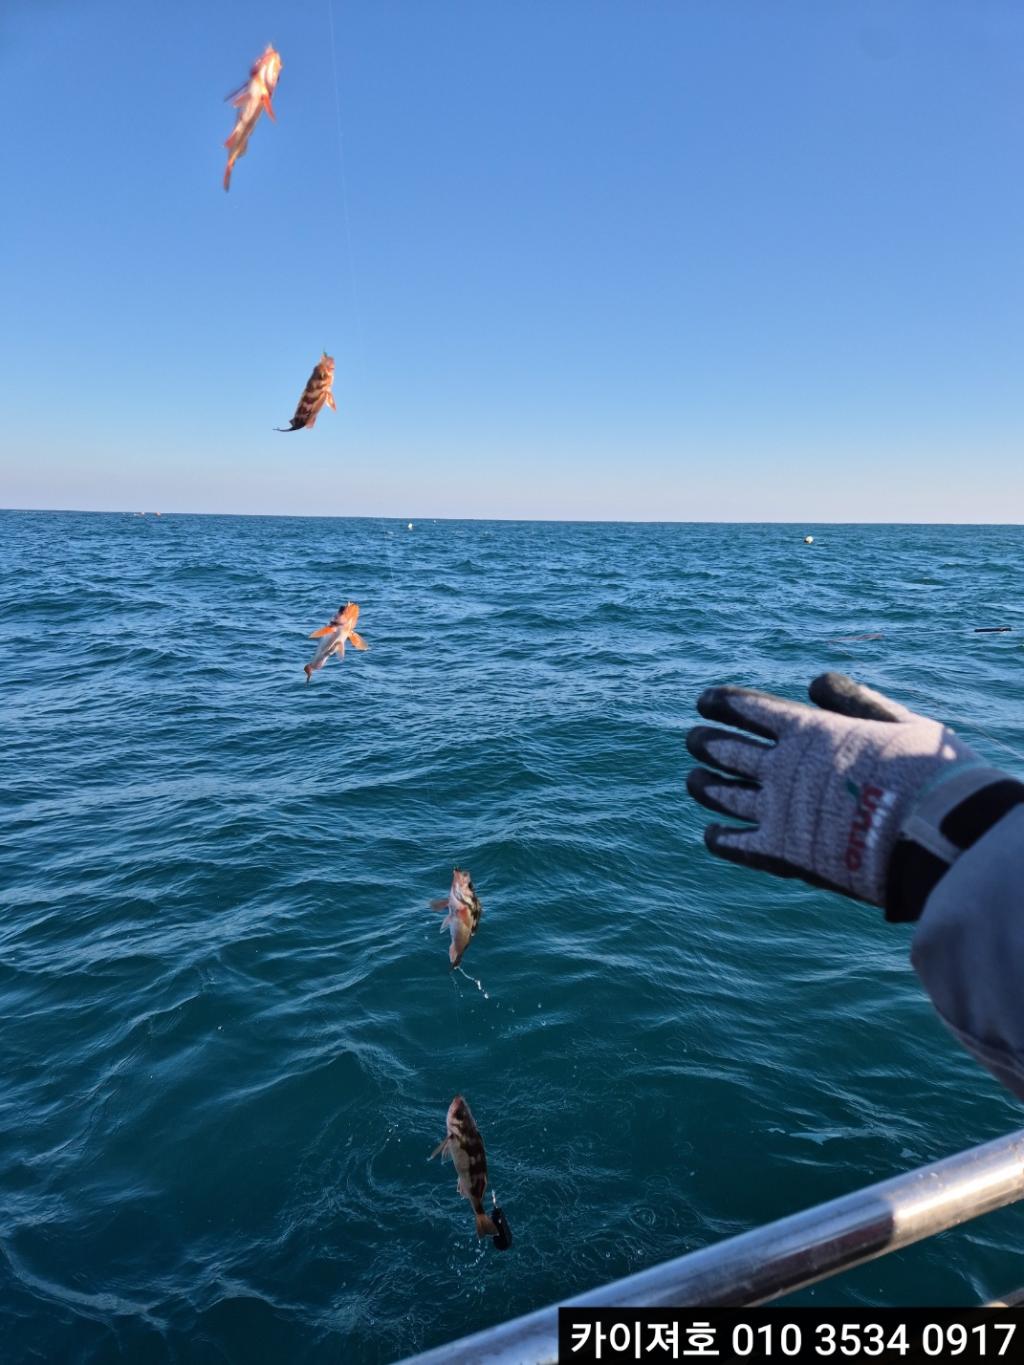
[2,512,1024,1364]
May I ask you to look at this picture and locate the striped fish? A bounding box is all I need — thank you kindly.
[431,1096,499,1239]
[277,353,337,432]
[430,868,482,968]
[223,45,282,191]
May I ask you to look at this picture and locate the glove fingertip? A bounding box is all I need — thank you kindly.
[695,685,729,721]
[684,725,712,763]
[809,671,909,723]
[696,685,784,741]
[705,822,749,856]
[809,671,853,698]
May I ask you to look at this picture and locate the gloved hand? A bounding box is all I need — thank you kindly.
[686,672,1024,920]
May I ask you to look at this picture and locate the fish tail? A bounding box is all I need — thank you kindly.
[474,1209,498,1238]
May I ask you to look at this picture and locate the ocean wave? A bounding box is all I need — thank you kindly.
[2,513,1023,1362]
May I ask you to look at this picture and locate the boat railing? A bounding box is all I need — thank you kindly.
[396,1128,1024,1365]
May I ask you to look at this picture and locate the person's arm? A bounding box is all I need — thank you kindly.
[911,806,1024,1100]
[685,672,1024,1096]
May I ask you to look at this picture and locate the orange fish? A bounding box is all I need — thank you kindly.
[276,353,337,432]
[223,45,283,191]
[430,1096,500,1240]
[304,602,368,683]
[430,868,482,968]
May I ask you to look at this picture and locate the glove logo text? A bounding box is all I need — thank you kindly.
[844,780,895,872]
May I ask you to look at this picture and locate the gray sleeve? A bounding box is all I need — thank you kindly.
[911,806,1024,1100]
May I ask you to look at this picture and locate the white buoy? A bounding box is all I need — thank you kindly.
[804,535,814,544]
[407,522,414,530]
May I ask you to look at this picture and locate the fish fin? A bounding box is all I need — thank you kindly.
[475,1210,499,1238]
[305,410,318,430]
[308,625,336,638]
[449,941,463,968]
[348,631,368,651]
[262,94,277,120]
[429,1138,451,1161]
[429,899,449,910]
[325,392,337,411]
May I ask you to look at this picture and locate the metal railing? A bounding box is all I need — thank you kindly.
[396,1129,1024,1365]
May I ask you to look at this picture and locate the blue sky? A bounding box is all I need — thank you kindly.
[2,1,1022,520]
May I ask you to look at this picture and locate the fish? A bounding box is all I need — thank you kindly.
[304,601,368,682]
[223,45,283,191]
[276,353,337,432]
[430,1095,499,1239]
[430,867,482,968]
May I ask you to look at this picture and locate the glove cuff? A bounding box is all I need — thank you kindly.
[885,769,1024,922]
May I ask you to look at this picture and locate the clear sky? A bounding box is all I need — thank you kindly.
[3,0,1022,520]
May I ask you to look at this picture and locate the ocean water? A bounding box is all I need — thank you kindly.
[2,511,1024,1364]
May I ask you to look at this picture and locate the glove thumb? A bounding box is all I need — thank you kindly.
[808,672,916,724]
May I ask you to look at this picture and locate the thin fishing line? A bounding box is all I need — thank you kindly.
[382,518,398,598]
[455,964,489,1000]
[901,687,1024,770]
[450,958,465,1027]
[373,519,447,976]
[902,689,1024,769]
[326,0,366,362]
[809,626,1024,765]
[950,716,1024,770]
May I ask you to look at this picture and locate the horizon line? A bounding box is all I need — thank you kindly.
[2,506,1023,528]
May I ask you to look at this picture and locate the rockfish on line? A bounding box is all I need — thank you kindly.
[276,353,337,432]
[431,867,482,968]
[304,602,368,682]
[430,1095,499,1239]
[223,45,282,191]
